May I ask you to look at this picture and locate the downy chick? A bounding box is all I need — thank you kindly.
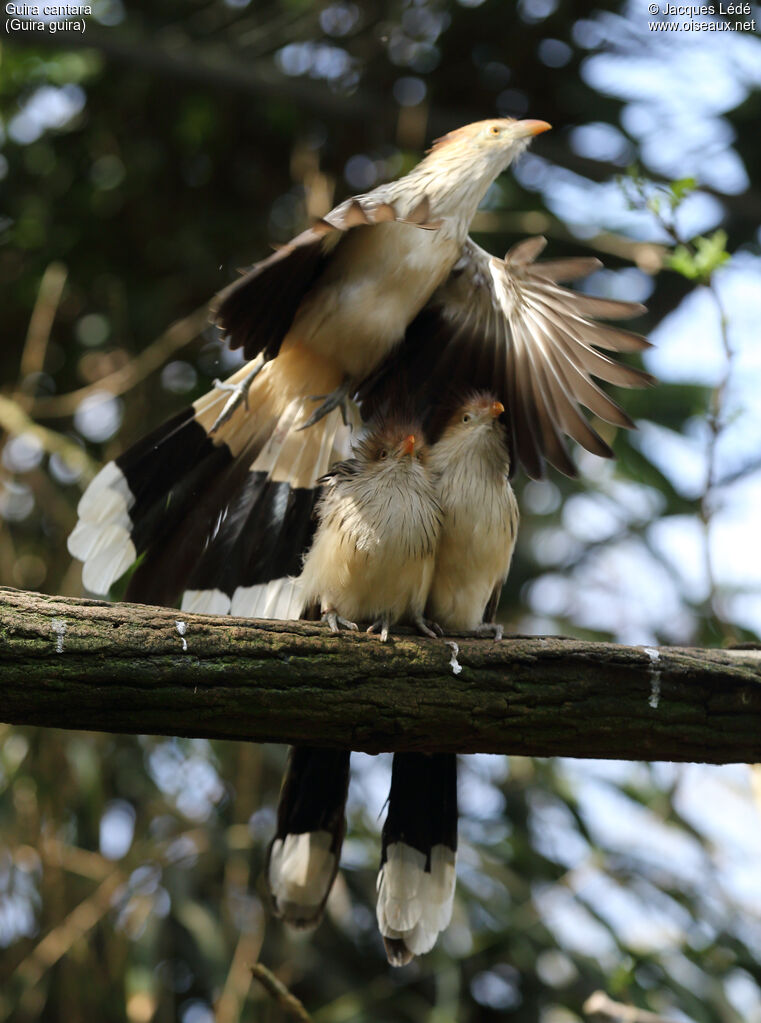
[377,392,517,966]
[427,392,518,637]
[299,415,442,641]
[266,416,442,932]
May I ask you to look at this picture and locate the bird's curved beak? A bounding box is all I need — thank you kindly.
[514,120,552,138]
[490,401,505,418]
[401,434,416,456]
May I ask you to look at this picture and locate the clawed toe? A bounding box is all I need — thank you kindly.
[324,611,358,634]
[475,622,504,641]
[367,618,390,643]
[413,614,443,639]
[298,379,354,430]
[209,363,265,433]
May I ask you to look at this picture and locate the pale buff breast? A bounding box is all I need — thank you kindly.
[290,221,462,380]
[299,465,441,625]
[300,526,436,624]
[427,469,518,632]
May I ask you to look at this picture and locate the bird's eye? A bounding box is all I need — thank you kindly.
[378,449,388,460]
[462,413,472,423]
[489,125,501,137]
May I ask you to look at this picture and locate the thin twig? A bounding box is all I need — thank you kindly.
[15,262,68,408]
[251,962,313,1022]
[623,175,737,640]
[6,871,124,1018]
[700,280,737,641]
[216,933,265,1023]
[31,303,210,419]
[584,990,691,1023]
[0,395,99,482]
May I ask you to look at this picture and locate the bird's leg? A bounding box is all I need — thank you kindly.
[299,377,355,431]
[475,622,504,641]
[412,613,444,639]
[209,361,266,434]
[367,615,391,643]
[323,610,359,634]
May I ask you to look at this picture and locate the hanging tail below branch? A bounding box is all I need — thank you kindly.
[377,752,458,966]
[266,746,352,929]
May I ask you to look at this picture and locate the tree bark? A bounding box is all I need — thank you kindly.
[2,586,760,762]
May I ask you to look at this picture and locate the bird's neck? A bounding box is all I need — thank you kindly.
[431,428,509,487]
[396,152,508,233]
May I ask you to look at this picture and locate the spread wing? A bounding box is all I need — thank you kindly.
[211,193,439,362]
[361,236,653,479]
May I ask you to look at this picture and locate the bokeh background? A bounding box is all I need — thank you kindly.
[2,1,761,1020]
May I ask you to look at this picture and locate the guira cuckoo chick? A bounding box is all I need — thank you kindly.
[266,415,442,929]
[378,392,517,965]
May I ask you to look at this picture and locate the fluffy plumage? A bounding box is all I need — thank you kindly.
[427,392,518,631]
[267,417,442,933]
[376,392,517,966]
[298,415,442,637]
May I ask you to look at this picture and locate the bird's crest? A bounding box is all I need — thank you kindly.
[426,119,515,154]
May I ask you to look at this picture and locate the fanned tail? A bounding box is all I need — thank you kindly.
[67,346,353,610]
[266,747,351,929]
[377,753,458,966]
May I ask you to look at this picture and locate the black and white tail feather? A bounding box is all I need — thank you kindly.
[68,357,358,934]
[377,753,458,966]
[68,357,356,611]
[265,747,351,928]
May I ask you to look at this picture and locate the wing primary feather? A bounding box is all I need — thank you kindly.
[527,257,603,282]
[506,317,545,479]
[518,308,614,458]
[543,342,635,429]
[522,291,655,388]
[513,317,579,473]
[526,286,650,351]
[536,283,646,321]
[530,338,613,460]
[505,236,548,265]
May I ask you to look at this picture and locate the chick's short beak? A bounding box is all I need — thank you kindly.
[490,401,505,418]
[401,434,416,457]
[514,119,552,138]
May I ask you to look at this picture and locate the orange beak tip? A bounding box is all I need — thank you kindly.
[518,119,552,137]
[491,401,505,417]
[402,434,416,456]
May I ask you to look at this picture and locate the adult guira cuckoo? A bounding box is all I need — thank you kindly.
[69,116,650,609]
[67,118,650,962]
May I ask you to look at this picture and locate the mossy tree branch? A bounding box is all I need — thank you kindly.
[1,586,760,762]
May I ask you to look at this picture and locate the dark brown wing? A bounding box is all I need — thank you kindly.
[360,236,653,479]
[211,193,439,362]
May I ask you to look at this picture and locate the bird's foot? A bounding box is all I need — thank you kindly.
[299,377,354,431]
[367,616,391,643]
[323,611,358,634]
[412,614,444,639]
[475,622,504,641]
[209,362,265,434]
